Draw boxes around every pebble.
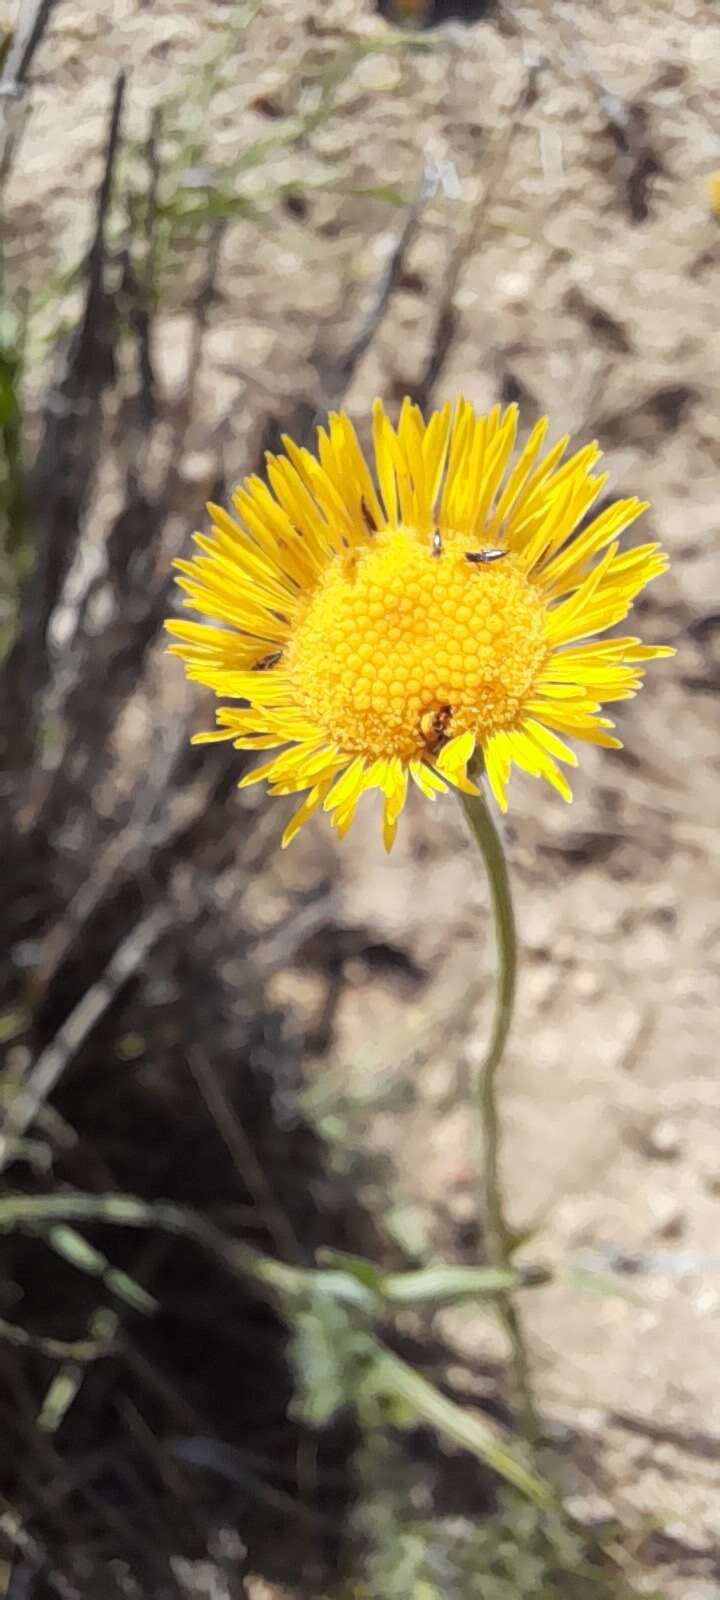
[637,1117,683,1160]
[649,1191,686,1240]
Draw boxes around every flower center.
[286,527,548,762]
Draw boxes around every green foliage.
[291,1293,378,1430]
[351,1447,655,1600]
[288,1291,551,1503]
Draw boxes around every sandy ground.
[6,0,720,1592]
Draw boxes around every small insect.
[465,548,508,565]
[254,650,282,671]
[419,704,452,755]
[431,529,443,557]
[360,498,377,535]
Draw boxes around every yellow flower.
[709,170,720,217]
[167,398,672,850]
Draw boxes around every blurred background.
[1,0,718,1596]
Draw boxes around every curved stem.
[459,783,540,1447]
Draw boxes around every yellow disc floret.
[286,527,548,763]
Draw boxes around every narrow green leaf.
[561,1263,644,1305]
[315,1247,385,1292]
[299,1270,378,1311]
[379,1263,521,1304]
[346,183,410,207]
[46,1225,156,1313]
[366,1344,556,1508]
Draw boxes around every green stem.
[459,781,540,1447]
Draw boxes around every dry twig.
[0,906,171,1169]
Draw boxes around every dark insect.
[419,704,452,755]
[361,499,377,534]
[377,0,495,26]
[254,651,282,670]
[431,529,443,557]
[465,548,508,565]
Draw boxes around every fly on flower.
[166,398,673,851]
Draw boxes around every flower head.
[709,170,720,217]
[167,398,672,849]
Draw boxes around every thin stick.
[0,1316,111,1362]
[412,60,545,411]
[0,0,57,183]
[0,906,170,1171]
[459,782,540,1447]
[324,162,436,405]
[185,1046,301,1263]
